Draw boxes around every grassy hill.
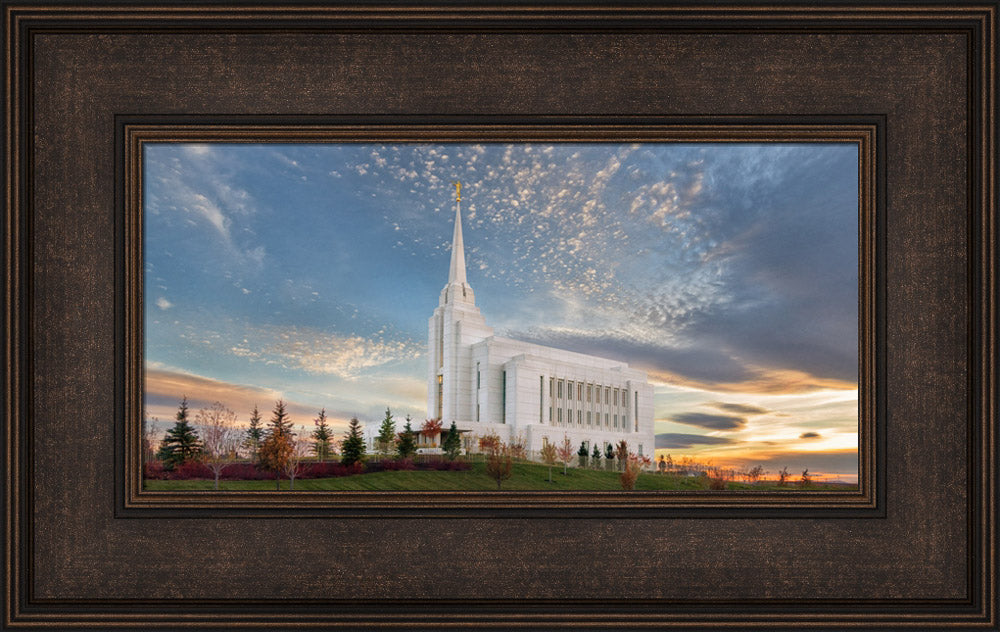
[144,460,857,492]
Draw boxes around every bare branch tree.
[197,402,240,490]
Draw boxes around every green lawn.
[144,460,858,492]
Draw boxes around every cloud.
[669,412,746,431]
[708,402,771,415]
[229,325,422,380]
[799,431,821,439]
[144,144,264,270]
[155,297,173,310]
[656,433,736,449]
[144,367,357,431]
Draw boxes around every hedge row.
[144,458,470,480]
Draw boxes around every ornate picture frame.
[3,3,995,629]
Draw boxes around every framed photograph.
[4,2,996,630]
[127,124,876,515]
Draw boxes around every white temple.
[417,183,655,459]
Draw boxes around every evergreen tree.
[340,417,366,466]
[243,404,264,463]
[311,408,332,461]
[156,396,203,468]
[375,407,396,455]
[267,399,294,439]
[442,421,461,460]
[396,418,417,460]
[577,441,589,468]
[591,443,602,468]
[604,442,615,471]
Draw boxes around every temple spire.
[448,181,467,285]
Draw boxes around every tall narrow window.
[635,391,639,431]
[606,386,611,403]
[577,383,583,400]
[437,374,443,419]
[568,381,574,401]
[501,370,507,424]
[577,410,582,425]
[587,411,592,425]
[587,385,592,402]
[595,386,601,405]
[539,376,544,423]
[476,362,481,389]
[558,380,563,399]
[476,402,480,422]
[605,413,609,427]
[558,408,563,423]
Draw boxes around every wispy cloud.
[229,325,422,380]
[656,433,736,449]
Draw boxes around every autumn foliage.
[619,452,651,491]
[484,440,513,490]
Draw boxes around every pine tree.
[375,407,396,455]
[243,404,264,463]
[311,408,332,461]
[577,441,589,468]
[267,399,294,439]
[156,396,203,468]
[396,418,417,460]
[591,443,602,468]
[442,421,461,460]
[340,417,366,466]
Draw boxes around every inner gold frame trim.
[119,119,881,518]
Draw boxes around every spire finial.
[447,182,467,286]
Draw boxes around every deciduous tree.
[620,452,651,491]
[615,440,629,471]
[141,412,159,464]
[540,440,558,483]
[421,418,443,447]
[258,431,293,490]
[484,441,513,490]
[285,433,310,490]
[555,435,574,475]
[198,401,240,490]
[777,466,790,486]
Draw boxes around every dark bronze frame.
[4,2,996,629]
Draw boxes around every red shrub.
[171,461,213,480]
[144,460,168,480]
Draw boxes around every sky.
[144,142,859,481]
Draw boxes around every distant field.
[144,461,859,492]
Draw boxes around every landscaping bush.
[708,477,727,490]
[144,456,469,482]
[302,461,364,478]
